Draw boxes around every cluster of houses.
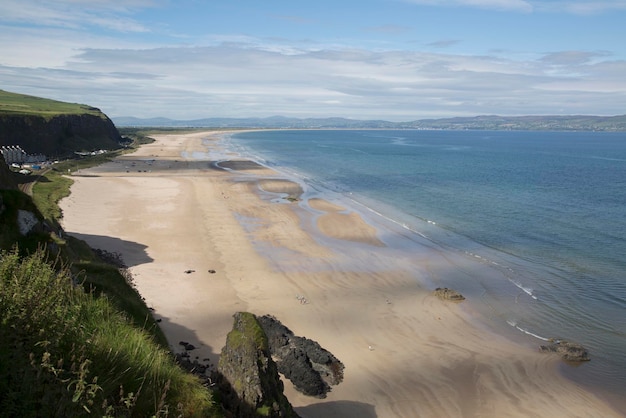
[1,146,46,165]
[1,146,48,174]
[2,146,109,175]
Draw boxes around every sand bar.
[59,131,623,417]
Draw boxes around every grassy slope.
[0,250,216,417]
[0,89,105,119]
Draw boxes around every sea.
[219,129,626,409]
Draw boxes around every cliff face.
[217,312,299,418]
[0,156,16,190]
[0,113,122,157]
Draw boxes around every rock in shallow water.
[540,339,590,362]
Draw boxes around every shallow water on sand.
[222,129,626,409]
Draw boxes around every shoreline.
[59,130,623,417]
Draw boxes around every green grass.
[0,250,219,417]
[225,312,269,352]
[0,89,104,119]
[66,236,169,348]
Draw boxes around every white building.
[1,146,27,164]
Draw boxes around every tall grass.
[0,250,219,417]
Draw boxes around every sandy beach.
[59,131,622,418]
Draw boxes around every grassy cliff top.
[0,89,105,119]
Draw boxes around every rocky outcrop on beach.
[540,339,591,362]
[257,314,345,398]
[433,287,466,301]
[217,312,299,418]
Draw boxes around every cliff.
[0,89,123,157]
[0,155,16,190]
[0,113,122,157]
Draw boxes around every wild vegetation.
[0,250,218,417]
[0,131,223,417]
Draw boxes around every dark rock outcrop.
[0,113,122,157]
[1,156,43,237]
[433,287,465,301]
[0,155,16,191]
[257,314,344,398]
[540,339,590,362]
[217,312,299,418]
[0,169,48,251]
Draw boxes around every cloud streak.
[0,0,153,32]
[1,0,624,119]
[2,41,623,120]
[402,0,626,13]
[402,0,534,12]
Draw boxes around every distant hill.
[0,90,123,157]
[114,115,402,129]
[114,114,626,131]
[414,114,626,131]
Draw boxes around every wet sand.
[59,130,622,417]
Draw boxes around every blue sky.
[1,0,625,120]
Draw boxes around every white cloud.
[403,0,533,12]
[427,39,462,48]
[402,0,626,13]
[2,41,623,120]
[1,0,624,119]
[364,24,413,34]
[0,0,154,32]
[540,51,612,67]
[534,1,626,14]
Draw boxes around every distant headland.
[114,114,626,131]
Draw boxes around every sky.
[0,0,625,121]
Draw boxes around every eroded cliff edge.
[0,112,122,157]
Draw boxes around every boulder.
[540,339,590,362]
[17,209,40,235]
[217,312,299,418]
[433,287,465,301]
[257,314,344,397]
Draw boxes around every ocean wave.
[510,279,538,300]
[507,320,550,341]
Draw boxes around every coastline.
[59,130,623,417]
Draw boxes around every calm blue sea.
[225,129,626,404]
